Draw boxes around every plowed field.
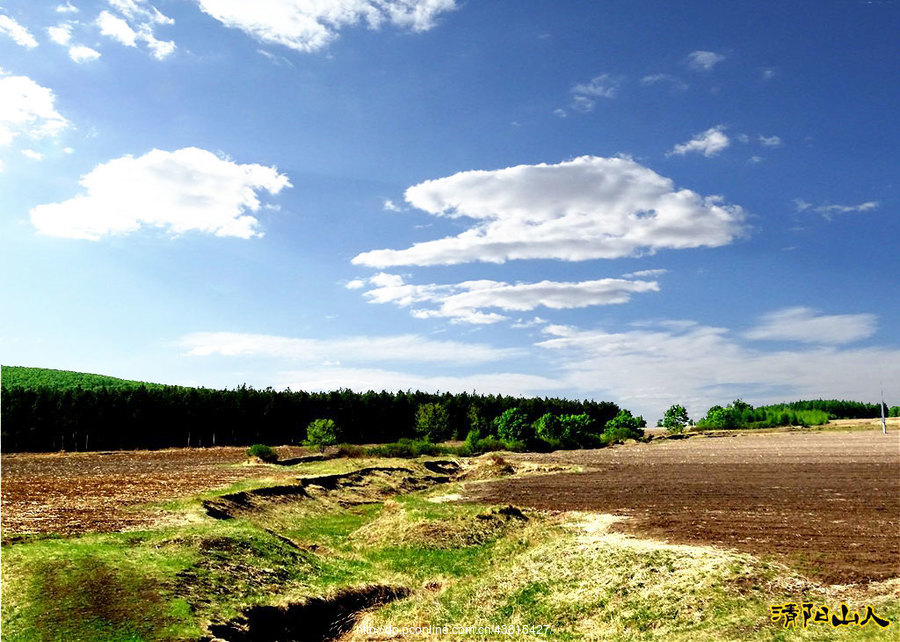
[467,430,900,584]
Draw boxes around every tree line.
[0,383,621,453]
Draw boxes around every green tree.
[559,413,595,443]
[661,404,690,435]
[305,418,339,452]
[493,407,532,442]
[603,409,645,440]
[416,403,451,441]
[533,413,563,441]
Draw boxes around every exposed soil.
[0,446,312,536]
[465,430,900,585]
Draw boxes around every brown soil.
[0,446,311,536]
[465,430,900,585]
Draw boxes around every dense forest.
[0,366,620,453]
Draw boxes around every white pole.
[882,383,887,435]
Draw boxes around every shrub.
[305,418,339,452]
[416,403,451,441]
[890,406,900,418]
[493,407,532,442]
[247,443,278,462]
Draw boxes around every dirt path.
[465,430,900,584]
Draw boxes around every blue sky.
[1,0,898,422]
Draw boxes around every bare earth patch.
[0,446,311,536]
[465,430,900,585]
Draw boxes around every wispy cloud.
[569,73,622,112]
[743,307,877,345]
[794,198,879,220]
[351,272,660,325]
[180,331,517,365]
[686,50,726,71]
[536,311,898,420]
[640,74,687,91]
[759,134,782,147]
[352,156,746,267]
[194,0,457,53]
[30,147,290,240]
[668,125,730,157]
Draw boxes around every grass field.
[2,429,898,640]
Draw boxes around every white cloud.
[759,134,782,147]
[29,147,290,240]
[0,14,38,48]
[553,108,567,118]
[96,1,175,59]
[352,156,746,267]
[383,199,403,212]
[686,50,726,71]
[194,0,457,53]
[669,125,730,157]
[640,74,687,91]
[794,199,879,220]
[572,73,620,98]
[0,70,70,147]
[568,73,621,112]
[277,366,563,397]
[743,307,877,345]
[21,149,43,160]
[353,272,660,325]
[97,10,137,45]
[57,2,80,13]
[536,314,900,421]
[69,45,101,62]
[48,23,73,45]
[621,268,667,278]
[180,331,516,365]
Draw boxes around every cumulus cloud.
[352,156,746,267]
[180,331,516,364]
[352,272,660,324]
[0,13,38,48]
[194,0,457,53]
[743,307,876,345]
[537,313,899,421]
[669,125,730,157]
[686,50,725,71]
[48,23,73,44]
[29,147,290,240]
[794,198,879,220]
[0,70,70,147]
[96,0,175,59]
[69,44,101,62]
